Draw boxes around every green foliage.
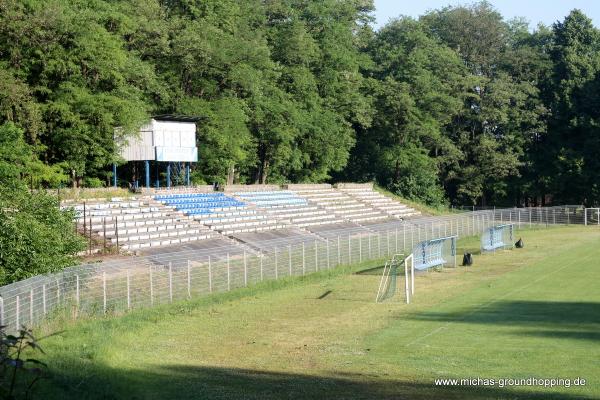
[0,326,46,400]
[0,0,598,206]
[0,189,85,284]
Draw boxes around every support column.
[145,160,150,189]
[186,164,191,186]
[166,163,171,188]
[112,163,117,187]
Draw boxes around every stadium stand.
[287,184,390,223]
[337,183,420,219]
[154,192,287,235]
[234,190,343,227]
[72,198,214,251]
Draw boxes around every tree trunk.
[227,164,235,186]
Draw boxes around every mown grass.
[32,226,600,399]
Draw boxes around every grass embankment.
[34,226,600,399]
[373,185,457,216]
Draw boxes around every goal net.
[481,224,514,252]
[375,254,404,303]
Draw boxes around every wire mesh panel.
[412,236,457,271]
[481,224,514,252]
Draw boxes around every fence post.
[103,272,107,314]
[314,240,318,271]
[288,245,292,276]
[187,260,191,298]
[127,269,131,309]
[149,267,154,305]
[75,274,80,311]
[302,242,306,275]
[15,295,19,330]
[368,234,371,259]
[337,236,341,265]
[208,256,212,293]
[29,289,34,324]
[103,217,107,253]
[359,235,362,262]
[42,284,46,315]
[275,247,279,279]
[227,253,231,291]
[395,228,398,253]
[260,255,264,281]
[243,251,248,287]
[529,209,532,228]
[88,217,92,255]
[348,234,351,264]
[386,231,390,256]
[168,262,173,302]
[326,239,330,269]
[379,234,382,258]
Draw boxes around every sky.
[373,0,600,29]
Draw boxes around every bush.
[0,189,85,284]
[82,177,104,188]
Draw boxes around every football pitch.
[38,226,599,399]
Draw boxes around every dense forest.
[1,0,599,207]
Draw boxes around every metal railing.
[0,205,592,332]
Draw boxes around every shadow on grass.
[38,363,594,400]
[410,300,600,342]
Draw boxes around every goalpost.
[375,253,404,303]
[376,236,457,304]
[481,224,514,252]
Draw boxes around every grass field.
[33,226,600,399]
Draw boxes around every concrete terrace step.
[109,227,207,243]
[100,222,209,237]
[121,233,213,250]
[89,216,195,231]
[222,223,288,235]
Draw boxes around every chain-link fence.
[0,205,591,332]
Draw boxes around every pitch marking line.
[405,252,595,347]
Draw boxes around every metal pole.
[29,289,33,324]
[187,260,191,299]
[314,240,318,271]
[260,255,264,281]
[288,245,292,276]
[103,272,107,314]
[348,234,351,264]
[244,251,248,287]
[112,163,117,187]
[168,262,173,302]
[103,217,107,253]
[42,284,46,315]
[275,247,278,279]
[359,235,362,262]
[76,275,80,309]
[337,236,341,265]
[227,253,231,291]
[150,267,154,305]
[208,256,212,292]
[127,270,131,309]
[145,160,150,188]
[15,295,19,330]
[0,297,3,327]
[302,242,306,275]
[326,239,330,269]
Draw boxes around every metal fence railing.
[0,205,593,333]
